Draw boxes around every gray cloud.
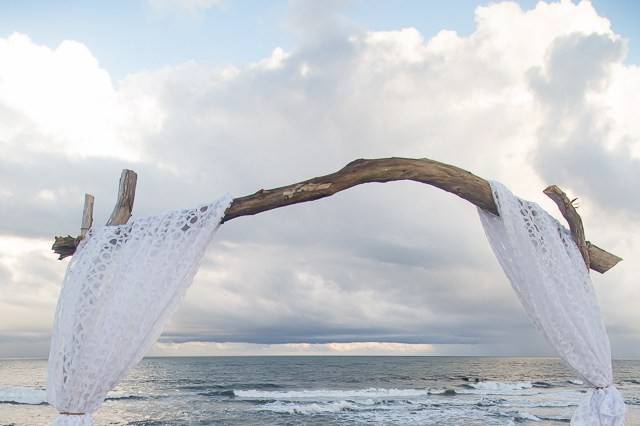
[528,33,626,110]
[163,231,536,350]
[1,1,639,359]
[0,333,51,358]
[529,32,640,217]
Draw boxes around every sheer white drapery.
[47,195,232,425]
[478,181,625,426]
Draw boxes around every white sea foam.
[259,400,377,414]
[0,387,47,405]
[235,387,431,399]
[466,381,533,391]
[518,411,541,421]
[504,389,583,408]
[497,410,541,421]
[258,399,540,425]
[458,381,536,395]
[257,398,471,415]
[569,379,585,385]
[0,387,144,405]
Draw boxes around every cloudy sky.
[1,0,639,359]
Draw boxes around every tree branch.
[51,157,622,273]
[544,185,590,269]
[223,158,496,221]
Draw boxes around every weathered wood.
[53,171,137,259]
[106,169,137,226]
[51,157,622,273]
[80,193,95,238]
[587,242,623,274]
[52,235,79,260]
[543,185,622,273]
[544,185,590,269]
[223,158,496,220]
[51,194,95,260]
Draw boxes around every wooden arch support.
[52,170,137,259]
[52,157,622,273]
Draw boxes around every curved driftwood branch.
[223,158,496,220]
[51,157,622,273]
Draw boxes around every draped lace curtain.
[47,180,626,425]
[478,181,625,426]
[47,195,232,425]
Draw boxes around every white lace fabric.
[52,414,92,426]
[478,181,625,425]
[47,195,232,425]
[46,181,626,425]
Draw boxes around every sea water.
[1,356,639,425]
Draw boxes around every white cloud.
[1,1,639,357]
[0,33,163,161]
[253,47,290,70]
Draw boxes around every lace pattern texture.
[46,181,626,425]
[478,181,625,425]
[52,415,92,426]
[47,195,232,425]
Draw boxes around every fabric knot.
[596,386,626,418]
[53,413,93,425]
[572,385,626,425]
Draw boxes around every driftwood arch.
[52,157,622,274]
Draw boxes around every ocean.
[1,356,639,425]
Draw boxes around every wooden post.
[80,194,95,238]
[106,169,137,226]
[52,170,138,259]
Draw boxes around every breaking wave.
[255,397,552,425]
[0,387,47,405]
[234,387,431,399]
[197,390,236,397]
[180,382,281,392]
[0,387,147,405]
[460,381,533,393]
[259,400,376,414]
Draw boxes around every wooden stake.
[80,193,95,238]
[52,170,137,259]
[106,169,137,226]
